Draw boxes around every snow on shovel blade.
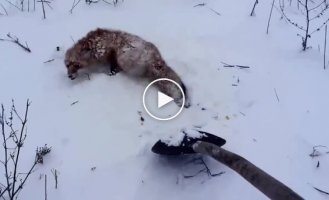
[152,131,226,155]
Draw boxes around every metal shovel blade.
[151,130,226,155]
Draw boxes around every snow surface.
[1,0,329,199]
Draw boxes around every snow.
[1,0,329,199]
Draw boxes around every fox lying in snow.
[64,28,189,107]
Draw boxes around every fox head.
[64,42,92,80]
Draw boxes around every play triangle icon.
[158,91,174,108]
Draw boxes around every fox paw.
[106,70,117,76]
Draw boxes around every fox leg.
[106,49,122,76]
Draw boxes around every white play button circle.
[157,91,174,108]
[143,78,185,121]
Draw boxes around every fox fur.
[64,28,189,107]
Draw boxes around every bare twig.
[70,35,75,44]
[310,145,328,157]
[0,33,31,53]
[250,0,259,16]
[184,157,225,178]
[221,63,235,67]
[274,88,280,102]
[193,3,206,7]
[303,0,310,51]
[236,65,250,69]
[207,7,221,16]
[1,100,51,200]
[324,25,327,69]
[70,0,82,13]
[1,105,12,199]
[4,0,20,10]
[312,185,329,195]
[101,0,113,5]
[309,0,326,11]
[44,1,53,10]
[43,59,54,63]
[37,0,46,19]
[267,0,275,34]
[10,100,31,197]
[221,61,250,69]
[0,3,8,15]
[310,3,329,20]
[280,0,329,50]
[51,169,58,189]
[44,174,47,200]
[279,1,306,31]
[70,101,79,106]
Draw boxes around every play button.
[158,91,174,108]
[143,78,185,121]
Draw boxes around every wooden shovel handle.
[193,141,303,200]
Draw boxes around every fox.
[64,28,189,107]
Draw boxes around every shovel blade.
[152,131,226,155]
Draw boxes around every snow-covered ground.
[1,0,329,199]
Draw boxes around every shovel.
[152,131,303,200]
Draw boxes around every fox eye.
[74,64,81,69]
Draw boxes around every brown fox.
[64,28,189,107]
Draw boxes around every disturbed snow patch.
[160,128,203,147]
